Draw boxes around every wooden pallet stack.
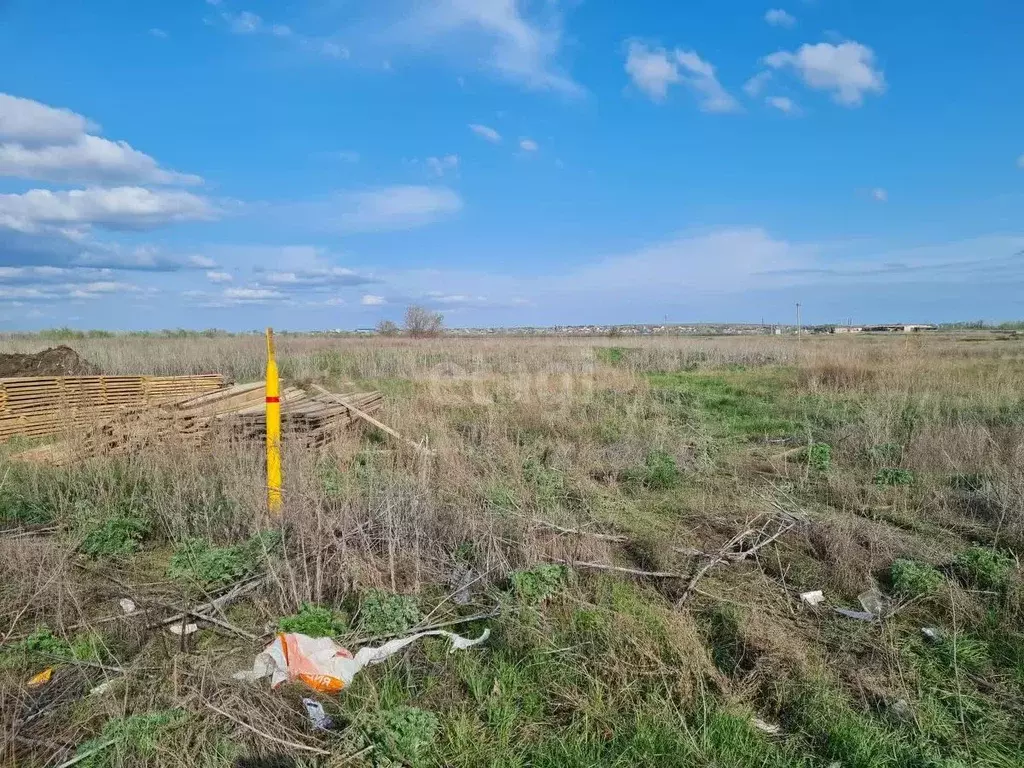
[13,382,385,464]
[0,374,224,441]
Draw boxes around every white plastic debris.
[234,629,490,693]
[169,622,199,636]
[799,590,825,607]
[752,717,781,735]
[302,698,333,731]
[921,627,942,643]
[835,588,892,622]
[119,598,137,614]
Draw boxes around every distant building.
[832,326,863,334]
[859,323,937,333]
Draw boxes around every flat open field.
[2,332,1023,766]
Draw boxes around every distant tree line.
[376,305,444,338]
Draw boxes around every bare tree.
[376,319,400,337]
[404,305,444,338]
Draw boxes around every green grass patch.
[510,564,567,603]
[167,530,279,589]
[890,559,945,597]
[952,547,1015,591]
[74,710,184,768]
[619,449,681,492]
[873,467,915,486]
[358,590,421,636]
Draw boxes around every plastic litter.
[27,667,52,688]
[835,588,892,622]
[921,627,942,643]
[119,598,137,614]
[234,628,490,693]
[752,717,781,735]
[302,698,333,731]
[169,622,199,636]
[799,590,825,606]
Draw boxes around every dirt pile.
[0,346,101,377]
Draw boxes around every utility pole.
[796,302,802,338]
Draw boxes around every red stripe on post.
[266,396,280,403]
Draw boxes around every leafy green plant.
[168,531,278,588]
[80,513,150,558]
[0,493,51,525]
[358,706,438,765]
[74,710,184,768]
[7,627,69,658]
[2,628,107,665]
[873,467,915,486]
[807,443,832,473]
[619,449,681,491]
[277,603,348,637]
[890,559,945,597]
[510,564,567,603]
[358,590,420,636]
[952,547,1015,591]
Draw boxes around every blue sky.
[0,0,1022,330]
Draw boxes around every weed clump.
[80,513,149,558]
[357,705,438,765]
[952,547,1015,591]
[358,590,420,636]
[510,564,567,603]
[873,467,915,486]
[277,603,348,637]
[168,530,279,588]
[807,443,832,473]
[0,492,51,525]
[619,449,681,491]
[890,559,945,597]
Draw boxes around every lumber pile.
[13,382,384,465]
[0,374,224,441]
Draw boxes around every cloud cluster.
[625,41,739,113]
[220,9,349,59]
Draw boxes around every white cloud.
[225,10,262,34]
[519,138,539,152]
[0,93,200,185]
[766,96,798,114]
[260,266,376,287]
[0,93,94,145]
[223,286,284,302]
[149,28,169,39]
[0,187,216,232]
[321,187,462,234]
[361,294,386,305]
[625,42,739,112]
[393,0,580,95]
[764,41,885,106]
[871,187,888,202]
[764,9,796,28]
[743,71,772,97]
[0,135,201,185]
[0,279,142,302]
[71,246,216,271]
[220,10,348,59]
[426,154,459,176]
[206,270,233,283]
[624,41,680,101]
[469,123,502,143]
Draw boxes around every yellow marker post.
[265,327,283,513]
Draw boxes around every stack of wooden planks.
[0,374,224,441]
[12,381,384,464]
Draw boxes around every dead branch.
[528,518,629,543]
[552,558,685,579]
[203,701,331,756]
[310,384,434,455]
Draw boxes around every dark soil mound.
[0,346,102,377]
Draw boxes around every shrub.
[358,590,421,636]
[510,564,567,603]
[807,443,832,473]
[359,706,438,765]
[873,468,915,486]
[277,603,348,637]
[890,559,945,597]
[952,547,1015,591]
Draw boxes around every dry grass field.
[1,331,1023,766]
